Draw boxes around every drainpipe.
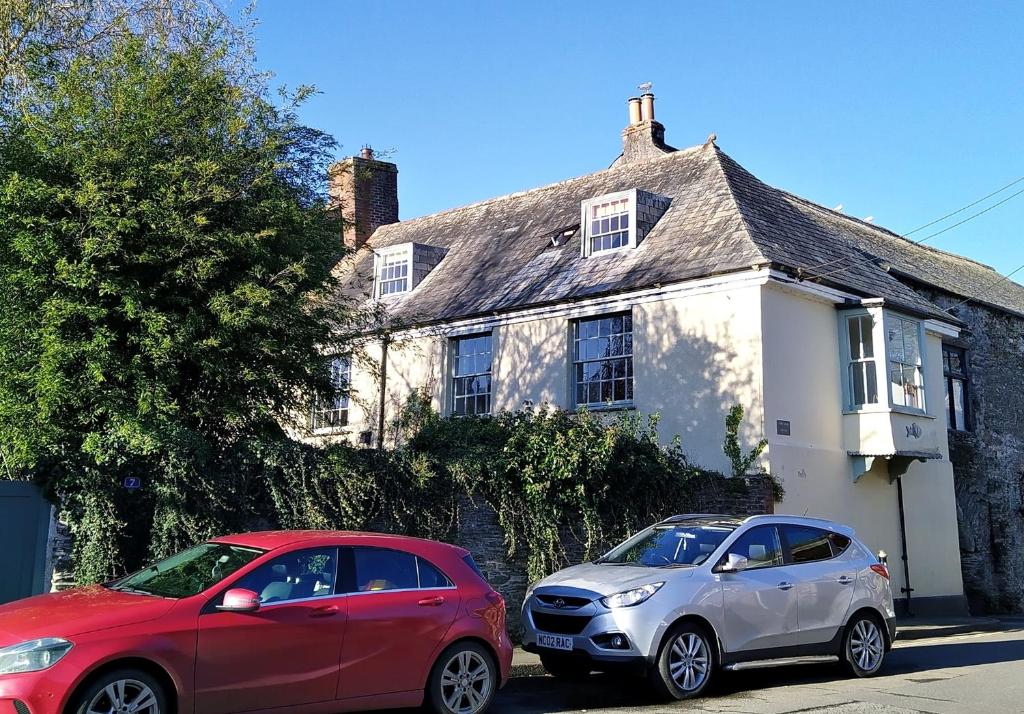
[376,336,389,450]
[896,475,914,616]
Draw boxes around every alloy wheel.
[668,632,710,692]
[86,678,160,714]
[849,619,884,672]
[440,650,492,714]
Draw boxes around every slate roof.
[336,141,1024,325]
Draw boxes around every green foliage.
[723,404,768,478]
[0,13,350,581]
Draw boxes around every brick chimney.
[328,146,399,250]
[615,90,675,166]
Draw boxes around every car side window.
[417,557,453,589]
[353,547,419,592]
[232,547,338,604]
[829,532,851,556]
[349,548,454,592]
[724,526,783,570]
[783,526,835,564]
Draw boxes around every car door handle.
[310,605,340,618]
[418,596,446,607]
[838,575,854,585]
[777,581,794,591]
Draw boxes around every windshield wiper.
[109,584,156,596]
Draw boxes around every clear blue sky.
[249,1,1024,278]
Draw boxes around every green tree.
[0,19,347,580]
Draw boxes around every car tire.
[427,641,497,714]
[69,668,168,714]
[539,652,592,679]
[843,613,886,677]
[647,622,714,700]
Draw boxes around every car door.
[337,546,460,701]
[781,525,858,646]
[194,547,346,714]
[717,525,801,652]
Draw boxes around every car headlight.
[600,583,664,609]
[0,638,73,675]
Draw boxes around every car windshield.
[597,524,735,567]
[108,543,264,598]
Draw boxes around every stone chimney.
[328,146,399,250]
[616,90,675,166]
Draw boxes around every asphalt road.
[491,627,1024,713]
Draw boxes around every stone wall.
[905,284,1024,613]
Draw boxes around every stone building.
[311,92,1024,615]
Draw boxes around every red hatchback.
[0,531,513,714]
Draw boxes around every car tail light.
[870,563,889,580]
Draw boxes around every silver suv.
[522,514,896,700]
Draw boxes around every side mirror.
[715,553,749,574]
[217,588,261,613]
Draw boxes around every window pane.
[353,548,418,591]
[851,363,866,406]
[891,361,906,406]
[902,320,920,364]
[235,548,338,604]
[783,526,833,564]
[887,323,904,362]
[417,558,452,589]
[829,533,851,555]
[866,361,878,403]
[952,379,966,431]
[848,318,862,360]
[725,526,782,570]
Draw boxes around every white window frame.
[375,248,411,297]
[450,332,492,416]
[580,189,637,257]
[838,308,928,415]
[844,314,879,408]
[885,313,926,412]
[572,311,634,409]
[311,355,350,431]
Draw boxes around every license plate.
[536,633,573,651]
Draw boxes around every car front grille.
[531,610,592,635]
[534,593,592,610]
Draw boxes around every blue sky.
[250,1,1024,279]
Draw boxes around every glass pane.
[726,526,783,570]
[890,361,906,406]
[848,318,862,360]
[851,363,866,406]
[952,379,966,430]
[866,361,878,403]
[613,379,624,402]
[417,558,452,589]
[887,323,904,362]
[601,381,613,403]
[353,548,418,591]
[783,526,833,563]
[902,320,920,364]
[236,548,338,603]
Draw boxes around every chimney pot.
[360,146,375,160]
[640,93,655,122]
[627,97,642,126]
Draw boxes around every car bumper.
[520,592,661,669]
[885,615,897,648]
[0,669,68,714]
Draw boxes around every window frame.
[217,546,342,610]
[718,525,785,571]
[779,525,845,566]
[375,248,411,297]
[942,344,971,432]
[885,313,926,413]
[449,332,493,417]
[311,355,351,432]
[580,190,637,258]
[844,314,879,409]
[571,311,634,410]
[343,546,457,596]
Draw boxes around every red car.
[0,531,512,714]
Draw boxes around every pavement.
[498,618,1024,713]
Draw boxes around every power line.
[801,174,1024,281]
[942,261,1024,314]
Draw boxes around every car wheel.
[70,668,167,714]
[539,652,592,679]
[427,641,497,714]
[844,614,886,677]
[647,623,714,700]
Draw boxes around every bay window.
[887,315,924,410]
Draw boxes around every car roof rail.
[660,513,739,524]
[741,513,856,535]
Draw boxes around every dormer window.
[373,242,448,299]
[588,197,630,253]
[378,250,410,296]
[580,188,669,258]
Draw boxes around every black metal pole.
[896,475,914,616]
